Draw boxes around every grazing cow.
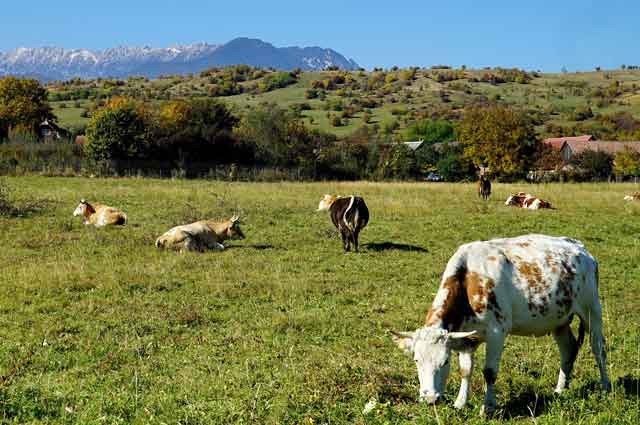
[505,192,553,210]
[478,175,491,201]
[73,199,127,227]
[317,194,369,252]
[623,192,640,201]
[392,234,610,414]
[155,215,245,252]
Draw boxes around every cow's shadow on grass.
[616,375,640,398]
[362,242,428,253]
[227,244,278,251]
[501,388,552,419]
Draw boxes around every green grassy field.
[1,177,639,424]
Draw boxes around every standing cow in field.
[478,175,491,201]
[317,194,369,252]
[391,234,610,414]
[73,199,128,227]
[155,215,245,252]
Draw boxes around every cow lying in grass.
[155,215,245,252]
[505,192,553,209]
[317,194,369,252]
[73,199,127,227]
[392,234,610,414]
[623,192,640,201]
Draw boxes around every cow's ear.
[390,330,415,354]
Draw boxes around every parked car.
[425,172,443,182]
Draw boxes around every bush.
[85,98,154,162]
[571,150,613,180]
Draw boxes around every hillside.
[47,66,640,139]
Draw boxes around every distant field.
[49,68,640,137]
[1,177,639,424]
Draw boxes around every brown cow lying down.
[624,192,640,201]
[155,215,245,252]
[505,192,553,210]
[392,234,610,414]
[73,199,127,227]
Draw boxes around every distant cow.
[478,175,491,200]
[505,192,553,210]
[623,192,640,201]
[392,234,610,414]
[317,194,369,252]
[73,199,127,227]
[155,215,245,252]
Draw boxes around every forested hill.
[48,65,640,141]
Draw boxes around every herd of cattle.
[70,182,633,415]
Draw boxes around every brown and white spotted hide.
[478,176,491,201]
[623,192,640,201]
[392,234,610,414]
[73,199,127,227]
[505,192,553,210]
[317,194,369,252]
[155,215,245,253]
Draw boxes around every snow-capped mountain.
[0,38,360,81]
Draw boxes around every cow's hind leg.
[340,229,350,252]
[352,228,360,252]
[553,322,579,393]
[454,350,475,409]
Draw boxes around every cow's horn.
[449,330,477,339]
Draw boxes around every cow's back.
[329,196,369,230]
[440,234,597,336]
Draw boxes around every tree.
[458,106,537,178]
[571,150,613,180]
[613,148,640,178]
[0,77,55,139]
[85,97,153,161]
[404,119,456,144]
[156,98,239,162]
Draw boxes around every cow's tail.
[576,316,586,351]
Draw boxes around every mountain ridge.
[0,37,360,80]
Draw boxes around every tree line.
[2,76,639,180]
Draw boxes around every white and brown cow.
[623,192,640,201]
[505,192,553,210]
[155,215,245,252]
[392,234,610,414]
[317,194,369,252]
[73,199,127,227]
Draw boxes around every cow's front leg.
[482,332,505,415]
[454,350,475,409]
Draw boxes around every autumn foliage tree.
[85,97,154,161]
[458,106,537,178]
[0,77,55,139]
[613,148,640,178]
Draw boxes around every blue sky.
[1,0,637,71]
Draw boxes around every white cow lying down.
[155,215,245,252]
[392,234,610,414]
[73,199,127,227]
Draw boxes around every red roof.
[543,135,594,150]
[564,140,640,155]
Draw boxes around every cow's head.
[505,192,525,206]
[392,327,477,404]
[73,199,94,217]
[317,194,337,211]
[225,215,245,240]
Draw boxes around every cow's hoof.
[480,405,497,418]
[453,399,467,409]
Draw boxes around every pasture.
[0,177,639,424]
